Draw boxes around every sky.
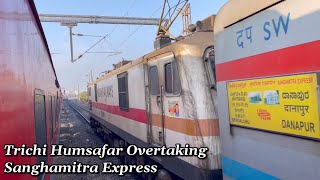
[34,0,228,92]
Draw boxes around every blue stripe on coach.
[221,155,280,180]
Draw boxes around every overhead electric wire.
[72,33,104,38]
[119,0,187,48]
[102,4,163,61]
[74,0,137,61]
[99,0,139,49]
[162,0,186,27]
[73,34,109,61]
[118,5,163,48]
[76,1,162,63]
[109,0,137,35]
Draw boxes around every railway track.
[70,101,90,112]
[65,99,177,180]
[67,100,90,123]
[59,99,138,180]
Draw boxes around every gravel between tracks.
[55,100,138,180]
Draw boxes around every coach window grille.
[88,87,91,96]
[118,72,129,111]
[94,84,98,102]
[165,63,173,93]
[34,89,48,179]
[56,97,58,125]
[48,96,53,143]
[149,66,160,95]
[204,47,216,90]
[165,61,181,95]
[52,97,56,131]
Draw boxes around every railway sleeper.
[89,118,175,180]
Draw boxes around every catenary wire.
[74,0,137,61]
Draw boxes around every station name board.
[227,73,320,139]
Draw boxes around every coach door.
[145,52,175,145]
[204,47,218,115]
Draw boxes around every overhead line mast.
[39,14,161,63]
[39,14,160,26]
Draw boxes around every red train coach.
[0,0,62,179]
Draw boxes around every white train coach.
[87,16,221,179]
[215,0,320,179]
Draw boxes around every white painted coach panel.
[215,0,320,179]
[215,0,320,64]
[127,64,146,109]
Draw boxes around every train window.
[48,96,53,143]
[56,96,59,123]
[204,47,216,90]
[149,66,160,95]
[34,89,48,165]
[165,61,181,95]
[88,87,91,96]
[52,97,56,131]
[94,84,98,102]
[165,63,173,93]
[211,60,216,85]
[118,72,129,111]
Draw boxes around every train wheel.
[119,152,126,162]
[124,156,130,164]
[145,173,155,180]
[130,156,137,164]
[136,155,145,166]
[113,138,119,148]
[109,135,114,146]
[95,127,100,134]
[99,130,104,137]
[89,117,94,127]
[103,134,108,142]
[155,169,172,180]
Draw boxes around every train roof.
[214,0,282,34]
[89,15,215,86]
[29,0,59,83]
[87,32,210,86]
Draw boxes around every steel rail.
[67,100,90,123]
